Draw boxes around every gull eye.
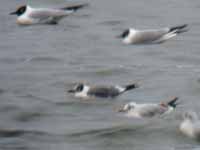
[16,6,26,16]
[121,29,130,38]
[76,84,84,92]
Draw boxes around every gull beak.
[10,11,17,15]
[68,89,75,93]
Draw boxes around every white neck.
[75,85,90,98]
[21,5,33,16]
[123,28,137,44]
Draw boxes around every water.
[1,0,200,149]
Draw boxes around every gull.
[10,3,88,25]
[179,111,200,140]
[68,82,139,99]
[118,24,188,44]
[117,97,179,118]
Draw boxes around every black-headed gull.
[10,4,88,25]
[118,24,188,44]
[68,82,139,99]
[117,97,179,118]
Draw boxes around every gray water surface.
[1,0,200,149]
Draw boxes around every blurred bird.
[10,4,88,25]
[179,111,200,140]
[68,82,139,99]
[118,24,188,44]
[117,96,179,118]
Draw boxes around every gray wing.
[87,86,120,98]
[29,8,72,24]
[30,8,72,18]
[138,105,167,117]
[134,28,169,43]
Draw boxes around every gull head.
[117,29,130,38]
[68,83,84,93]
[10,5,27,16]
[183,111,199,122]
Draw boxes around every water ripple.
[14,111,44,122]
[0,129,49,138]
[68,124,146,138]
[97,20,123,26]
[28,56,63,63]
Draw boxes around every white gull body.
[179,111,200,140]
[117,97,179,118]
[119,25,188,44]
[68,83,139,99]
[10,4,87,25]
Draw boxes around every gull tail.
[124,83,139,92]
[169,24,188,34]
[61,3,88,11]
[156,24,188,43]
[167,96,179,108]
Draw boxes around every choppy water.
[1,0,200,149]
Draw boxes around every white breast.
[126,111,142,118]
[17,6,35,25]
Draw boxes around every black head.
[68,83,84,93]
[10,5,27,16]
[118,103,134,112]
[118,29,130,38]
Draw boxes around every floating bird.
[68,82,139,99]
[10,4,88,25]
[118,24,188,44]
[117,96,179,118]
[179,111,200,140]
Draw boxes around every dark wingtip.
[179,24,188,28]
[169,24,189,33]
[125,83,139,91]
[62,3,89,11]
[167,96,179,108]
